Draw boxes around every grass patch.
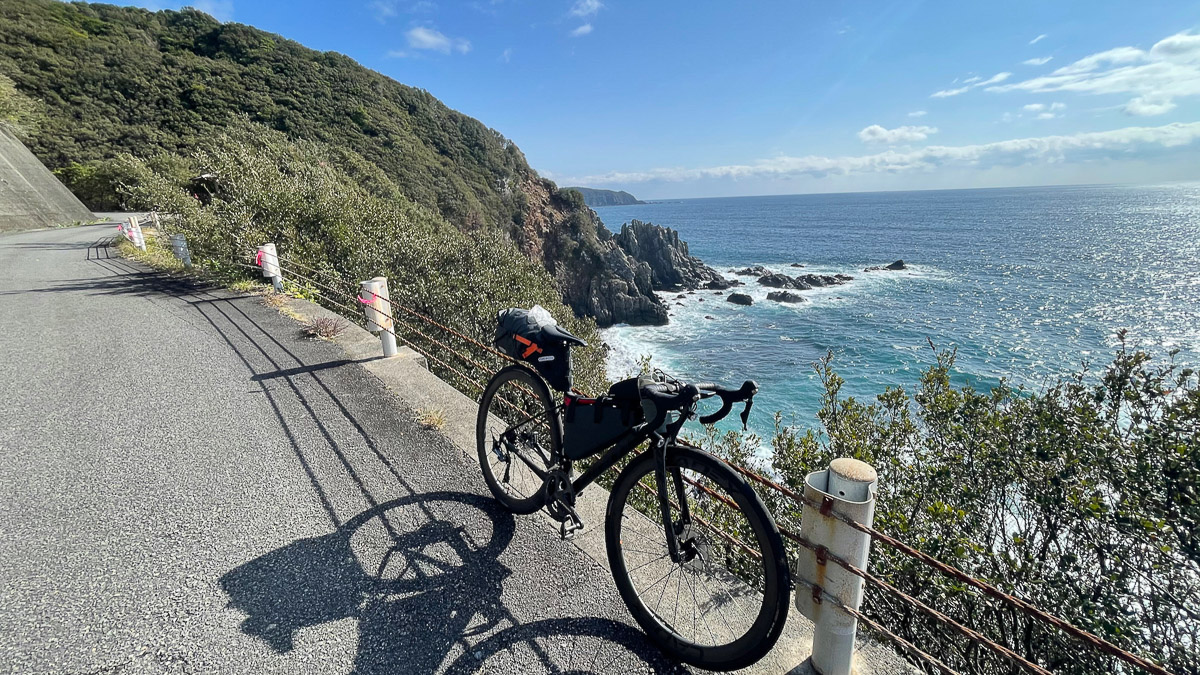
[116,237,184,272]
[300,315,348,340]
[230,279,272,294]
[417,408,447,431]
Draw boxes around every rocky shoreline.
[596,217,909,325]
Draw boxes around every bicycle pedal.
[559,515,584,541]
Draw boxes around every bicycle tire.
[605,444,789,671]
[476,365,562,515]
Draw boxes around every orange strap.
[514,334,542,359]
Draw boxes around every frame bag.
[562,395,642,460]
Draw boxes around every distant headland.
[564,187,645,207]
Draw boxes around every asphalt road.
[0,224,686,674]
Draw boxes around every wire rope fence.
[128,222,1182,675]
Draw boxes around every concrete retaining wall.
[0,127,94,232]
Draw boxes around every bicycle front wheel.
[476,365,562,515]
[605,445,789,671]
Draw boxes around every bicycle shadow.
[220,492,681,674]
[82,256,682,673]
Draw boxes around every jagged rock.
[687,290,696,295]
[676,294,686,299]
[704,315,715,320]
[705,278,734,290]
[864,259,907,272]
[835,274,854,281]
[796,273,848,288]
[714,291,724,295]
[727,293,753,306]
[758,273,796,288]
[767,291,807,303]
[697,298,704,302]
[614,220,729,291]
[733,265,768,276]
[789,263,805,268]
[564,242,667,327]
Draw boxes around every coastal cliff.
[614,220,733,291]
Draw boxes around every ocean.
[596,184,1200,437]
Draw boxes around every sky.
[126,1,1200,199]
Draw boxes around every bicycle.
[475,312,791,672]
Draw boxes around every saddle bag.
[562,395,643,461]
[495,307,572,391]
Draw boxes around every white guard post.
[795,458,878,675]
[169,234,193,268]
[359,277,397,357]
[257,243,283,292]
[129,217,146,251]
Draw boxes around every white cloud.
[1023,56,1053,66]
[990,31,1200,116]
[1030,34,1048,45]
[570,23,593,37]
[908,110,928,118]
[405,26,470,54]
[569,122,1200,185]
[369,0,434,21]
[192,0,233,21]
[932,86,970,98]
[1021,102,1066,118]
[501,48,513,63]
[931,72,1009,97]
[569,0,602,17]
[858,124,938,144]
[1125,95,1177,116]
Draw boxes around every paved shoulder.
[0,225,683,674]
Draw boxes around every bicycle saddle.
[543,323,587,348]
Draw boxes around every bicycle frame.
[502,405,694,563]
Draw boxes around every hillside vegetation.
[0,0,666,326]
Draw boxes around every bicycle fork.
[652,439,693,564]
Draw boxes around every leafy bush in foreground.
[698,339,1198,674]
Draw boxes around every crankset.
[544,470,584,540]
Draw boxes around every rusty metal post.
[795,458,878,675]
[359,277,397,357]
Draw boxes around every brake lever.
[739,396,754,431]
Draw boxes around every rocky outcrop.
[767,291,806,303]
[865,260,907,271]
[732,265,768,276]
[519,179,667,327]
[757,272,851,290]
[758,273,795,288]
[614,220,732,291]
[727,293,753,306]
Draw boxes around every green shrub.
[117,123,608,397]
[694,339,1197,675]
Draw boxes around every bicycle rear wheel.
[476,365,562,514]
[605,444,789,671]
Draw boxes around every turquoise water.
[597,184,1200,436]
